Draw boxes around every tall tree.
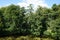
[3,4,25,35]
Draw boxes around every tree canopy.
[0,4,60,40]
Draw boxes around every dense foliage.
[0,4,60,40]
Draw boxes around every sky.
[0,0,60,9]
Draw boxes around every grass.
[0,36,54,40]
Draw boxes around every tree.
[0,9,6,36]
[27,4,34,14]
[3,4,25,35]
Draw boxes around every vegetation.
[0,4,60,40]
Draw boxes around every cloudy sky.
[0,0,60,8]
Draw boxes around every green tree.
[3,4,25,35]
[0,9,6,36]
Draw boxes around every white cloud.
[17,0,49,9]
